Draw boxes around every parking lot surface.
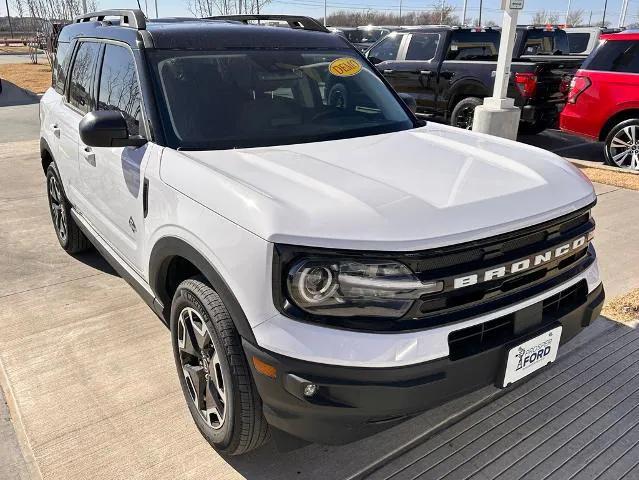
[0,127,638,478]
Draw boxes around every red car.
[560,31,639,170]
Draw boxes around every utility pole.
[462,0,468,25]
[5,0,13,38]
[155,0,158,17]
[440,0,444,23]
[82,0,87,14]
[478,0,483,26]
[602,0,608,27]
[323,0,327,26]
[619,0,628,27]
[399,0,402,25]
[588,10,592,25]
[565,0,571,25]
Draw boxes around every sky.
[2,0,637,27]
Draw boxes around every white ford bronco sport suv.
[40,10,604,455]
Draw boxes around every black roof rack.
[206,15,328,33]
[74,9,147,30]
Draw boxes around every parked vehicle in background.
[365,26,581,133]
[560,31,639,170]
[329,25,393,51]
[565,27,623,56]
[42,10,604,456]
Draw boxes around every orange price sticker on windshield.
[329,57,362,77]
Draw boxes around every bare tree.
[326,9,459,27]
[566,8,585,26]
[186,0,270,16]
[532,10,559,25]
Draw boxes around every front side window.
[583,40,639,73]
[405,33,439,61]
[150,49,414,150]
[367,34,404,62]
[68,41,101,114]
[53,41,71,94]
[447,31,500,61]
[97,44,142,136]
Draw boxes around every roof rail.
[206,14,328,33]
[74,9,147,30]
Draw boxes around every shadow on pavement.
[0,80,39,107]
[73,249,119,277]
[519,129,605,163]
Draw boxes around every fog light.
[303,383,318,397]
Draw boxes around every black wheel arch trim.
[149,237,257,343]
[40,137,54,172]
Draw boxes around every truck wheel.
[604,118,639,170]
[451,97,482,130]
[170,277,269,455]
[45,163,91,253]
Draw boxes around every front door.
[78,42,149,274]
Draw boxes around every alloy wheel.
[48,175,68,243]
[455,105,475,130]
[609,125,639,170]
[177,307,227,429]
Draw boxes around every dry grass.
[576,166,639,191]
[0,45,31,54]
[0,62,51,94]
[602,289,639,323]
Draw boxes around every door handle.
[51,123,60,138]
[82,146,95,165]
[382,69,394,74]
[419,70,433,76]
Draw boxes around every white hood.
[160,123,595,251]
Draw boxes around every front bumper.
[244,282,604,445]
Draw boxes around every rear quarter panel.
[561,70,639,139]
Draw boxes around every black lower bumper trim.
[244,282,604,445]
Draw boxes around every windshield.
[343,29,387,44]
[150,49,414,150]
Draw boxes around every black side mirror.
[79,110,147,148]
[398,93,417,114]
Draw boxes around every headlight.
[286,258,443,319]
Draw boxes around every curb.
[567,157,639,175]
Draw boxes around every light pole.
[5,0,13,37]
[478,0,483,26]
[565,0,571,25]
[324,0,327,26]
[399,0,402,25]
[155,0,158,17]
[619,0,629,27]
[462,0,468,25]
[602,0,608,27]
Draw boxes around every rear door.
[58,40,102,210]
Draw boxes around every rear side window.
[583,40,639,73]
[521,30,569,55]
[97,44,142,136]
[68,41,101,114]
[568,33,591,54]
[367,34,403,62]
[405,34,439,61]
[52,42,71,94]
[447,31,500,60]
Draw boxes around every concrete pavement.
[0,82,39,143]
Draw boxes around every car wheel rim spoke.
[48,177,67,241]
[178,306,226,429]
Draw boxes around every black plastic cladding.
[273,202,597,333]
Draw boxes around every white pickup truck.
[40,10,604,455]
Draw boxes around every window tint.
[68,42,100,114]
[405,34,439,61]
[447,31,500,60]
[53,41,71,94]
[521,30,569,55]
[98,44,142,136]
[583,40,639,73]
[367,34,403,62]
[568,32,591,54]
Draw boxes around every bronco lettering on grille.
[453,235,588,290]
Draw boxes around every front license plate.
[502,326,562,387]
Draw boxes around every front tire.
[604,118,639,170]
[170,277,268,455]
[450,97,482,130]
[46,163,91,253]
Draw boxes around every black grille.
[448,280,588,360]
